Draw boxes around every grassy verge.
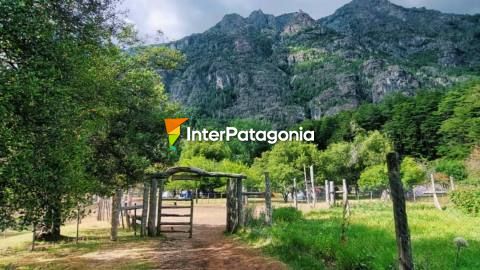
[237,202,480,270]
[0,219,159,270]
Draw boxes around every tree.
[251,141,320,201]
[383,91,444,159]
[400,157,425,188]
[316,130,392,185]
[0,0,184,240]
[358,164,389,191]
[438,82,480,159]
[0,0,123,238]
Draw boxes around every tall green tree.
[437,82,480,158]
[0,0,123,238]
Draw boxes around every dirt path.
[80,204,286,269]
[151,204,286,270]
[1,203,286,269]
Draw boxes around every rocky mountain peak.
[350,0,391,7]
[214,13,246,33]
[164,2,480,127]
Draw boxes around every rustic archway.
[145,166,247,237]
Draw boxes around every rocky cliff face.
[162,0,480,127]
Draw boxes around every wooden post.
[141,180,149,236]
[325,180,330,205]
[120,204,125,229]
[310,165,316,207]
[133,203,137,236]
[189,196,194,238]
[329,181,335,206]
[430,174,442,210]
[293,178,298,210]
[111,189,122,241]
[264,172,272,226]
[303,165,310,204]
[31,223,35,251]
[342,179,348,205]
[124,202,130,230]
[76,206,80,244]
[387,152,414,270]
[449,176,455,191]
[97,198,102,221]
[236,178,244,228]
[148,177,158,236]
[342,179,350,217]
[226,178,238,233]
[156,178,165,236]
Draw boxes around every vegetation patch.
[238,204,480,270]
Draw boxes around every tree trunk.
[37,200,62,241]
[111,189,122,241]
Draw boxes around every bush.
[272,207,303,223]
[450,188,480,215]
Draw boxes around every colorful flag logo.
[164,118,189,150]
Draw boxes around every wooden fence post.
[76,206,80,244]
[310,165,316,207]
[156,178,165,236]
[141,180,149,236]
[325,180,330,205]
[124,202,130,230]
[293,178,298,210]
[329,181,335,206]
[342,179,348,204]
[148,177,158,236]
[387,152,414,270]
[133,203,137,236]
[303,165,310,204]
[226,178,238,233]
[264,172,272,226]
[450,176,455,191]
[31,223,36,251]
[236,178,244,228]
[430,174,442,210]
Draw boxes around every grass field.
[238,202,480,270]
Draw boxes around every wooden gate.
[145,167,247,237]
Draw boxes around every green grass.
[0,223,159,270]
[238,202,480,270]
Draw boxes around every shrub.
[450,188,480,215]
[272,207,303,223]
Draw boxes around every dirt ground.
[150,204,286,269]
[1,203,286,270]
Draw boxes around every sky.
[119,0,480,42]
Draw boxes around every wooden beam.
[170,174,202,181]
[148,166,246,179]
[242,191,265,196]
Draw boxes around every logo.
[164,118,189,150]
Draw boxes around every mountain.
[161,0,480,127]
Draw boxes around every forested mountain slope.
[161,0,480,127]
